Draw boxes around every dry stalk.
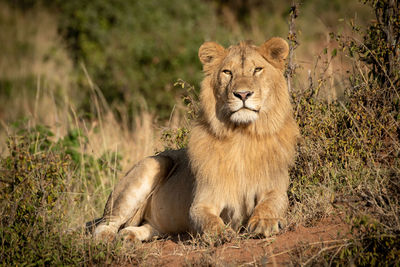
[286,0,299,92]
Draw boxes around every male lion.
[93,37,299,242]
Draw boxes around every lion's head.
[198,38,292,137]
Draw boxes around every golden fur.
[93,37,299,242]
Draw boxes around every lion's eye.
[222,69,232,75]
[254,67,263,74]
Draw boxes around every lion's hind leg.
[93,155,173,242]
[118,222,159,243]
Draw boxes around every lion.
[92,37,299,242]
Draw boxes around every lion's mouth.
[232,106,260,114]
[229,106,260,124]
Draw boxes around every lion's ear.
[198,42,225,68]
[259,37,289,70]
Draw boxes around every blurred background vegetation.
[0,0,371,122]
[1,0,399,265]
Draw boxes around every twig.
[301,243,349,266]
[286,0,299,92]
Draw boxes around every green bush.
[0,123,126,265]
[332,216,400,266]
[0,129,70,265]
[46,0,230,119]
[288,0,400,264]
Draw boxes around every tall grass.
[1,0,399,265]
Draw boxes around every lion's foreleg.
[93,156,173,241]
[190,204,225,234]
[247,190,288,237]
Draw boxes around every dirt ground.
[122,216,349,266]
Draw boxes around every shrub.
[288,0,400,264]
[0,124,126,265]
[0,129,71,264]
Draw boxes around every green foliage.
[288,0,400,264]
[0,131,70,265]
[0,124,126,265]
[361,0,399,87]
[0,0,398,265]
[44,0,225,119]
[0,136,69,225]
[327,216,400,266]
[160,79,198,150]
[334,0,399,88]
[290,0,399,201]
[161,127,190,150]
[9,120,122,174]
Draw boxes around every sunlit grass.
[0,0,398,265]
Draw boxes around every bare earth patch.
[123,216,349,266]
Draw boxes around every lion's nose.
[233,91,254,101]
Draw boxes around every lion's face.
[199,38,290,127]
[217,46,272,124]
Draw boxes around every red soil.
[128,216,349,266]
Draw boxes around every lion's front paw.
[201,226,236,246]
[247,216,281,237]
[202,220,225,236]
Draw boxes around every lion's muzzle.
[233,91,254,101]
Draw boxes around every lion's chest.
[190,135,276,229]
[195,134,274,185]
[218,181,261,229]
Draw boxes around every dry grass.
[0,3,165,230]
[1,1,399,265]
